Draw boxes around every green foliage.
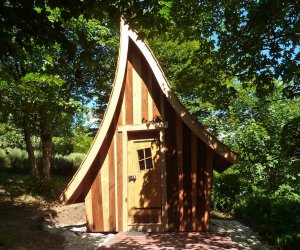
[212,169,245,212]
[0,171,70,201]
[52,153,85,176]
[71,134,93,154]
[126,0,300,98]
[207,84,300,248]
[53,125,94,155]
[235,188,300,249]
[52,137,73,155]
[0,148,85,176]
[280,117,300,157]
[0,123,24,149]
[149,32,236,108]
[0,2,299,247]
[0,148,29,173]
[0,8,117,181]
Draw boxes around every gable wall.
[84,40,213,232]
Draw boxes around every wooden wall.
[84,39,215,232]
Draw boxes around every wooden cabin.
[60,20,237,233]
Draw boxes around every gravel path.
[45,203,272,250]
[210,219,271,250]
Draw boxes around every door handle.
[128,175,136,182]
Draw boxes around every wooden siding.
[83,37,226,232]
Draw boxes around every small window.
[137,148,153,170]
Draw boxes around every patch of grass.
[0,171,71,202]
[0,148,85,176]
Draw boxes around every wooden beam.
[118,122,168,132]
[60,20,129,204]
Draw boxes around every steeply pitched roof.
[60,20,237,205]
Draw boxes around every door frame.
[119,125,168,232]
[127,137,162,227]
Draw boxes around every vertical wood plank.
[176,116,184,231]
[204,146,213,231]
[117,131,123,231]
[132,50,142,124]
[191,133,198,231]
[101,151,109,231]
[122,131,128,231]
[152,79,160,119]
[85,189,93,232]
[159,95,168,231]
[125,58,133,124]
[141,60,148,123]
[84,162,94,232]
[118,85,126,231]
[147,68,153,121]
[182,123,192,230]
[108,129,116,231]
[91,155,104,231]
[196,139,206,231]
[113,132,118,232]
[164,99,179,231]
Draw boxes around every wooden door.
[127,137,162,225]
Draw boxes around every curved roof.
[60,20,237,204]
[126,26,237,164]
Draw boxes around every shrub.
[212,169,249,212]
[0,149,10,169]
[72,134,93,153]
[65,153,86,168]
[234,188,300,249]
[52,153,85,176]
[0,148,85,176]
[0,148,29,173]
[52,137,73,155]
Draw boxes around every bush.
[0,148,29,173]
[52,153,85,176]
[72,134,93,153]
[0,148,85,176]
[53,137,73,155]
[212,169,249,213]
[234,188,300,249]
[213,168,300,249]
[0,149,10,169]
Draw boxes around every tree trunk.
[41,131,53,182]
[23,123,39,179]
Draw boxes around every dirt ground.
[0,183,115,250]
[0,189,64,249]
[0,182,271,250]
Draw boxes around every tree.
[127,0,300,99]
[148,31,236,109]
[1,0,299,98]
[0,10,117,181]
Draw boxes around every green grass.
[0,171,71,202]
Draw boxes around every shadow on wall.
[128,137,162,231]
